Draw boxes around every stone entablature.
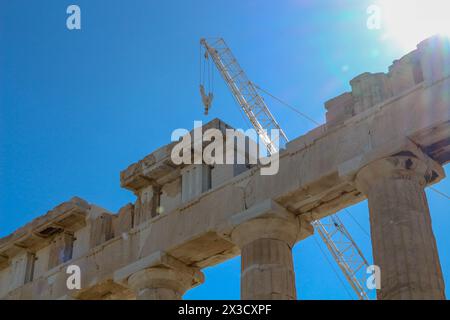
[0,197,115,297]
[0,119,255,299]
[325,36,450,127]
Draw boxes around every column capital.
[230,200,300,248]
[115,251,204,299]
[127,266,204,299]
[355,153,444,195]
[229,200,300,300]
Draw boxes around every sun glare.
[376,0,450,51]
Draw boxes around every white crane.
[199,37,371,300]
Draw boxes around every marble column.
[356,155,445,300]
[231,212,300,300]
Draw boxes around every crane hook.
[200,84,213,115]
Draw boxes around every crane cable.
[254,84,450,206]
[200,44,250,129]
[254,84,321,126]
[344,209,371,239]
[200,44,213,94]
[342,185,450,240]
[430,186,450,201]
[312,235,355,300]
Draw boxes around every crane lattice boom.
[200,37,372,300]
[200,38,288,155]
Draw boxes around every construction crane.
[199,37,372,300]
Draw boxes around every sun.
[376,0,450,51]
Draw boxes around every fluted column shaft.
[232,214,299,300]
[356,155,445,300]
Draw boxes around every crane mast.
[200,37,371,300]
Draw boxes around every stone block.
[350,72,393,113]
[181,164,211,203]
[114,204,134,236]
[89,213,114,248]
[134,185,156,226]
[160,179,181,215]
[418,35,450,86]
[325,92,355,126]
[48,232,74,269]
[8,253,28,290]
[33,246,50,278]
[388,51,422,96]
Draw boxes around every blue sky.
[0,0,449,300]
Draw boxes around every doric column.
[356,155,445,300]
[116,252,205,300]
[230,203,300,300]
[127,266,204,300]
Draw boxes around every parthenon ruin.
[1,35,449,300]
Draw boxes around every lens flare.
[376,0,450,50]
